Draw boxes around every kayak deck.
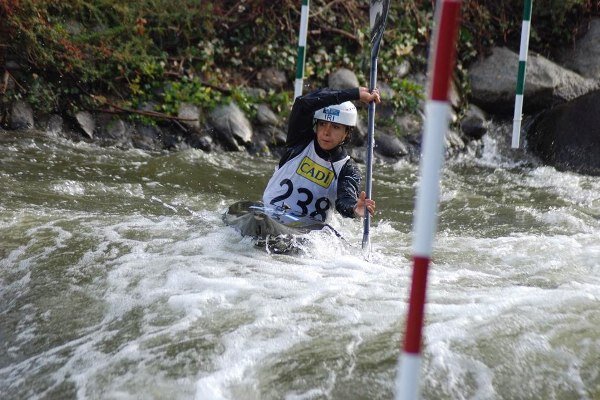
[223,201,328,253]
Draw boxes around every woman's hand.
[358,87,381,105]
[354,191,376,218]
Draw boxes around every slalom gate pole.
[395,1,462,399]
[511,0,533,148]
[294,0,310,99]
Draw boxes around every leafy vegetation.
[0,0,597,126]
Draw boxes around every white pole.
[511,0,533,148]
[294,0,310,99]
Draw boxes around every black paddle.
[362,0,391,252]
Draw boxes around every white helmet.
[314,101,357,127]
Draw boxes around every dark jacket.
[277,87,361,218]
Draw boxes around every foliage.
[389,79,424,115]
[158,77,223,116]
[0,0,597,124]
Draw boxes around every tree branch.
[309,27,361,44]
[89,95,198,122]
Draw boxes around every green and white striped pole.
[511,0,533,149]
[294,0,310,99]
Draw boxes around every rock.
[132,135,156,151]
[10,100,34,130]
[348,147,366,164]
[249,139,271,157]
[328,68,359,89]
[374,132,409,159]
[46,114,64,135]
[375,81,396,119]
[465,139,484,158]
[95,115,131,147]
[187,132,213,152]
[445,130,465,157]
[178,103,200,129]
[460,104,488,140]
[558,19,600,80]
[256,125,287,146]
[395,114,422,137]
[468,46,598,114]
[527,89,600,176]
[256,104,281,127]
[243,87,267,98]
[105,119,127,139]
[257,68,287,90]
[135,123,161,140]
[350,114,367,146]
[449,80,461,110]
[394,59,411,78]
[162,130,185,150]
[75,111,95,139]
[208,102,253,151]
[132,124,162,151]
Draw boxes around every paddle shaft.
[362,55,378,249]
[361,0,390,251]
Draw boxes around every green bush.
[0,0,597,122]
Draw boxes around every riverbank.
[1,1,599,171]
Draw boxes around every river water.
[1,127,599,400]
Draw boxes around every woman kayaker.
[262,86,379,222]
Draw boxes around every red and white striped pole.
[395,1,462,399]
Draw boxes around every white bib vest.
[263,141,350,222]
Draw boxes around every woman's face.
[316,120,348,151]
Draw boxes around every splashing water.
[1,128,599,399]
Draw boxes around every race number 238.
[269,179,331,221]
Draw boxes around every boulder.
[256,68,287,90]
[208,102,253,151]
[132,123,162,151]
[178,103,201,129]
[468,47,598,114]
[374,132,409,159]
[94,114,131,147]
[186,132,213,152]
[75,111,95,139]
[256,125,286,147]
[10,100,34,130]
[527,89,600,175]
[393,59,411,78]
[558,19,600,80]
[460,104,488,140]
[395,114,422,137]
[445,130,465,158]
[256,104,281,127]
[328,68,359,89]
[350,113,367,147]
[46,114,64,135]
[374,81,396,119]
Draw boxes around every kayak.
[222,201,332,253]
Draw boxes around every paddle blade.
[361,233,372,260]
[370,0,391,45]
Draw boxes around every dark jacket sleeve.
[287,87,360,147]
[335,159,362,218]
